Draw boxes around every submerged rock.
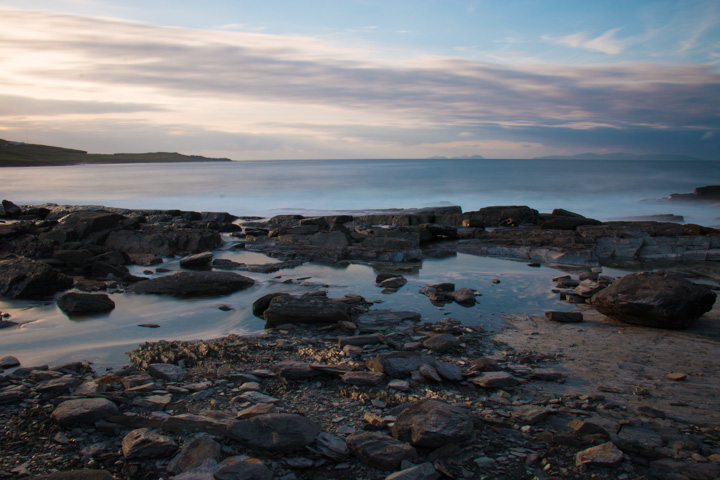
[130,271,254,297]
[591,271,716,329]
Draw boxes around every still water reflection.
[0,251,609,370]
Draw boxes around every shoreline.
[1,202,719,479]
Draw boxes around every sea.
[2,158,719,225]
[1,158,719,369]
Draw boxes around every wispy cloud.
[0,7,717,159]
[543,28,626,55]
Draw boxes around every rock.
[0,318,18,329]
[452,288,477,306]
[0,355,20,368]
[366,352,436,378]
[148,363,186,381]
[315,432,349,461]
[0,257,73,299]
[346,432,417,471]
[342,371,385,386]
[263,294,354,328]
[52,398,120,426]
[236,391,280,404]
[467,357,500,373]
[666,372,687,381]
[130,271,254,297]
[57,292,115,315]
[463,205,539,227]
[161,414,233,435]
[251,292,289,317]
[272,360,321,380]
[0,199,21,219]
[418,365,442,382]
[391,399,473,448]
[227,414,320,452]
[513,405,549,425]
[435,361,464,381]
[122,428,178,459]
[386,462,440,480]
[236,404,277,420]
[104,225,222,257]
[422,333,461,353]
[356,310,421,328]
[167,433,221,475]
[575,441,624,468]
[471,371,519,388]
[568,419,610,438]
[28,470,117,480]
[591,271,716,328]
[55,210,127,241]
[179,252,213,268]
[380,276,407,290]
[544,311,583,323]
[213,459,272,480]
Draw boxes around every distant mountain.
[426,154,485,160]
[0,139,232,167]
[535,152,703,161]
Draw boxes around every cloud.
[544,28,626,55]
[0,7,718,159]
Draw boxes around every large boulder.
[54,210,127,241]
[0,257,73,299]
[0,200,22,219]
[591,271,716,329]
[463,206,539,227]
[129,271,254,297]
[227,413,320,452]
[263,294,354,328]
[391,399,473,448]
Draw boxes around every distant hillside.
[535,152,703,161]
[426,154,485,160]
[0,139,232,167]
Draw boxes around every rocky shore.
[1,200,720,479]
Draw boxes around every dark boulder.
[463,206,539,227]
[0,200,21,219]
[0,257,73,299]
[227,413,319,452]
[591,271,716,329]
[391,399,473,448]
[104,225,222,256]
[54,210,127,241]
[129,271,254,297]
[252,292,290,317]
[178,252,213,268]
[57,292,115,315]
[263,294,354,328]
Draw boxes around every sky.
[0,0,718,160]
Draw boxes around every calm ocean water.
[1,158,719,368]
[2,158,719,226]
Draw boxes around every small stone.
[342,371,385,386]
[236,403,277,419]
[0,356,20,369]
[386,462,440,480]
[346,432,417,471]
[214,459,272,480]
[418,365,442,382]
[122,428,178,459]
[575,441,624,468]
[544,311,583,323]
[666,372,687,381]
[388,380,410,391]
[422,334,461,353]
[236,391,280,404]
[473,456,498,469]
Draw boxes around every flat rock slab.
[471,371,519,388]
[272,360,322,380]
[346,432,417,471]
[52,398,120,426]
[392,399,473,448]
[130,271,254,297]
[342,371,385,386]
[122,428,178,459]
[227,413,319,452]
[591,271,716,329]
[57,292,115,315]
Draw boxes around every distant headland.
[534,152,703,161]
[0,139,232,167]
